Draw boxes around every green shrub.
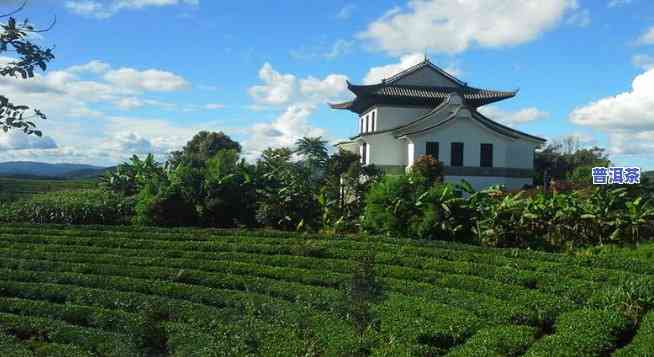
[0,189,133,225]
[362,175,420,237]
[133,183,198,227]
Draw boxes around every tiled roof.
[329,83,516,113]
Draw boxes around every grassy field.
[0,224,652,356]
[0,178,96,202]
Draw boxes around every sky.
[0,0,653,169]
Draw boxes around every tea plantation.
[0,224,652,356]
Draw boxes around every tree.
[534,137,610,185]
[0,1,56,137]
[169,131,241,168]
[294,136,328,169]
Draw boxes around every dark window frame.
[361,142,368,164]
[451,142,464,167]
[426,141,439,160]
[480,143,493,168]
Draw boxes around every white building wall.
[373,106,432,131]
[408,111,511,167]
[407,140,415,167]
[362,133,407,166]
[507,141,538,169]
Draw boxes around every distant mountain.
[0,161,109,179]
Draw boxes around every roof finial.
[423,52,428,63]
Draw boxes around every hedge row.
[0,312,138,356]
[0,232,621,306]
[446,325,537,357]
[373,294,486,355]
[614,311,654,356]
[524,308,631,356]
[0,248,573,328]
[3,223,653,275]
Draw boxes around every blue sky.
[0,0,653,169]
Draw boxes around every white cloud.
[248,63,297,106]
[607,131,654,155]
[570,68,654,130]
[336,3,356,20]
[362,52,461,84]
[569,68,654,155]
[632,54,654,70]
[478,106,549,126]
[299,74,349,102]
[66,60,111,74]
[0,131,57,151]
[637,26,654,46]
[363,53,425,84]
[243,104,327,160]
[248,62,350,107]
[104,68,190,92]
[324,39,355,59]
[358,0,578,56]
[0,58,202,165]
[65,0,199,19]
[244,64,352,160]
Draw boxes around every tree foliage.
[534,136,610,185]
[169,131,241,168]
[0,2,56,136]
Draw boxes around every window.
[372,111,376,132]
[426,142,439,160]
[451,142,464,167]
[480,143,493,167]
[360,117,364,133]
[361,142,368,164]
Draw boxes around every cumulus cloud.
[570,69,654,130]
[569,68,654,155]
[104,68,190,92]
[478,106,549,126]
[0,131,57,151]
[248,63,350,107]
[0,58,200,165]
[243,104,327,160]
[637,26,654,46]
[65,0,199,19]
[363,52,461,84]
[632,54,654,70]
[66,60,111,74]
[244,63,352,159]
[248,63,297,106]
[364,53,425,84]
[358,0,578,56]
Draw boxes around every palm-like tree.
[294,136,328,169]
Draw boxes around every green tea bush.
[0,189,133,225]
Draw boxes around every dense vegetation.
[0,224,652,356]
[1,131,652,252]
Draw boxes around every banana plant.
[613,197,654,246]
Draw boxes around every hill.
[0,161,107,178]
